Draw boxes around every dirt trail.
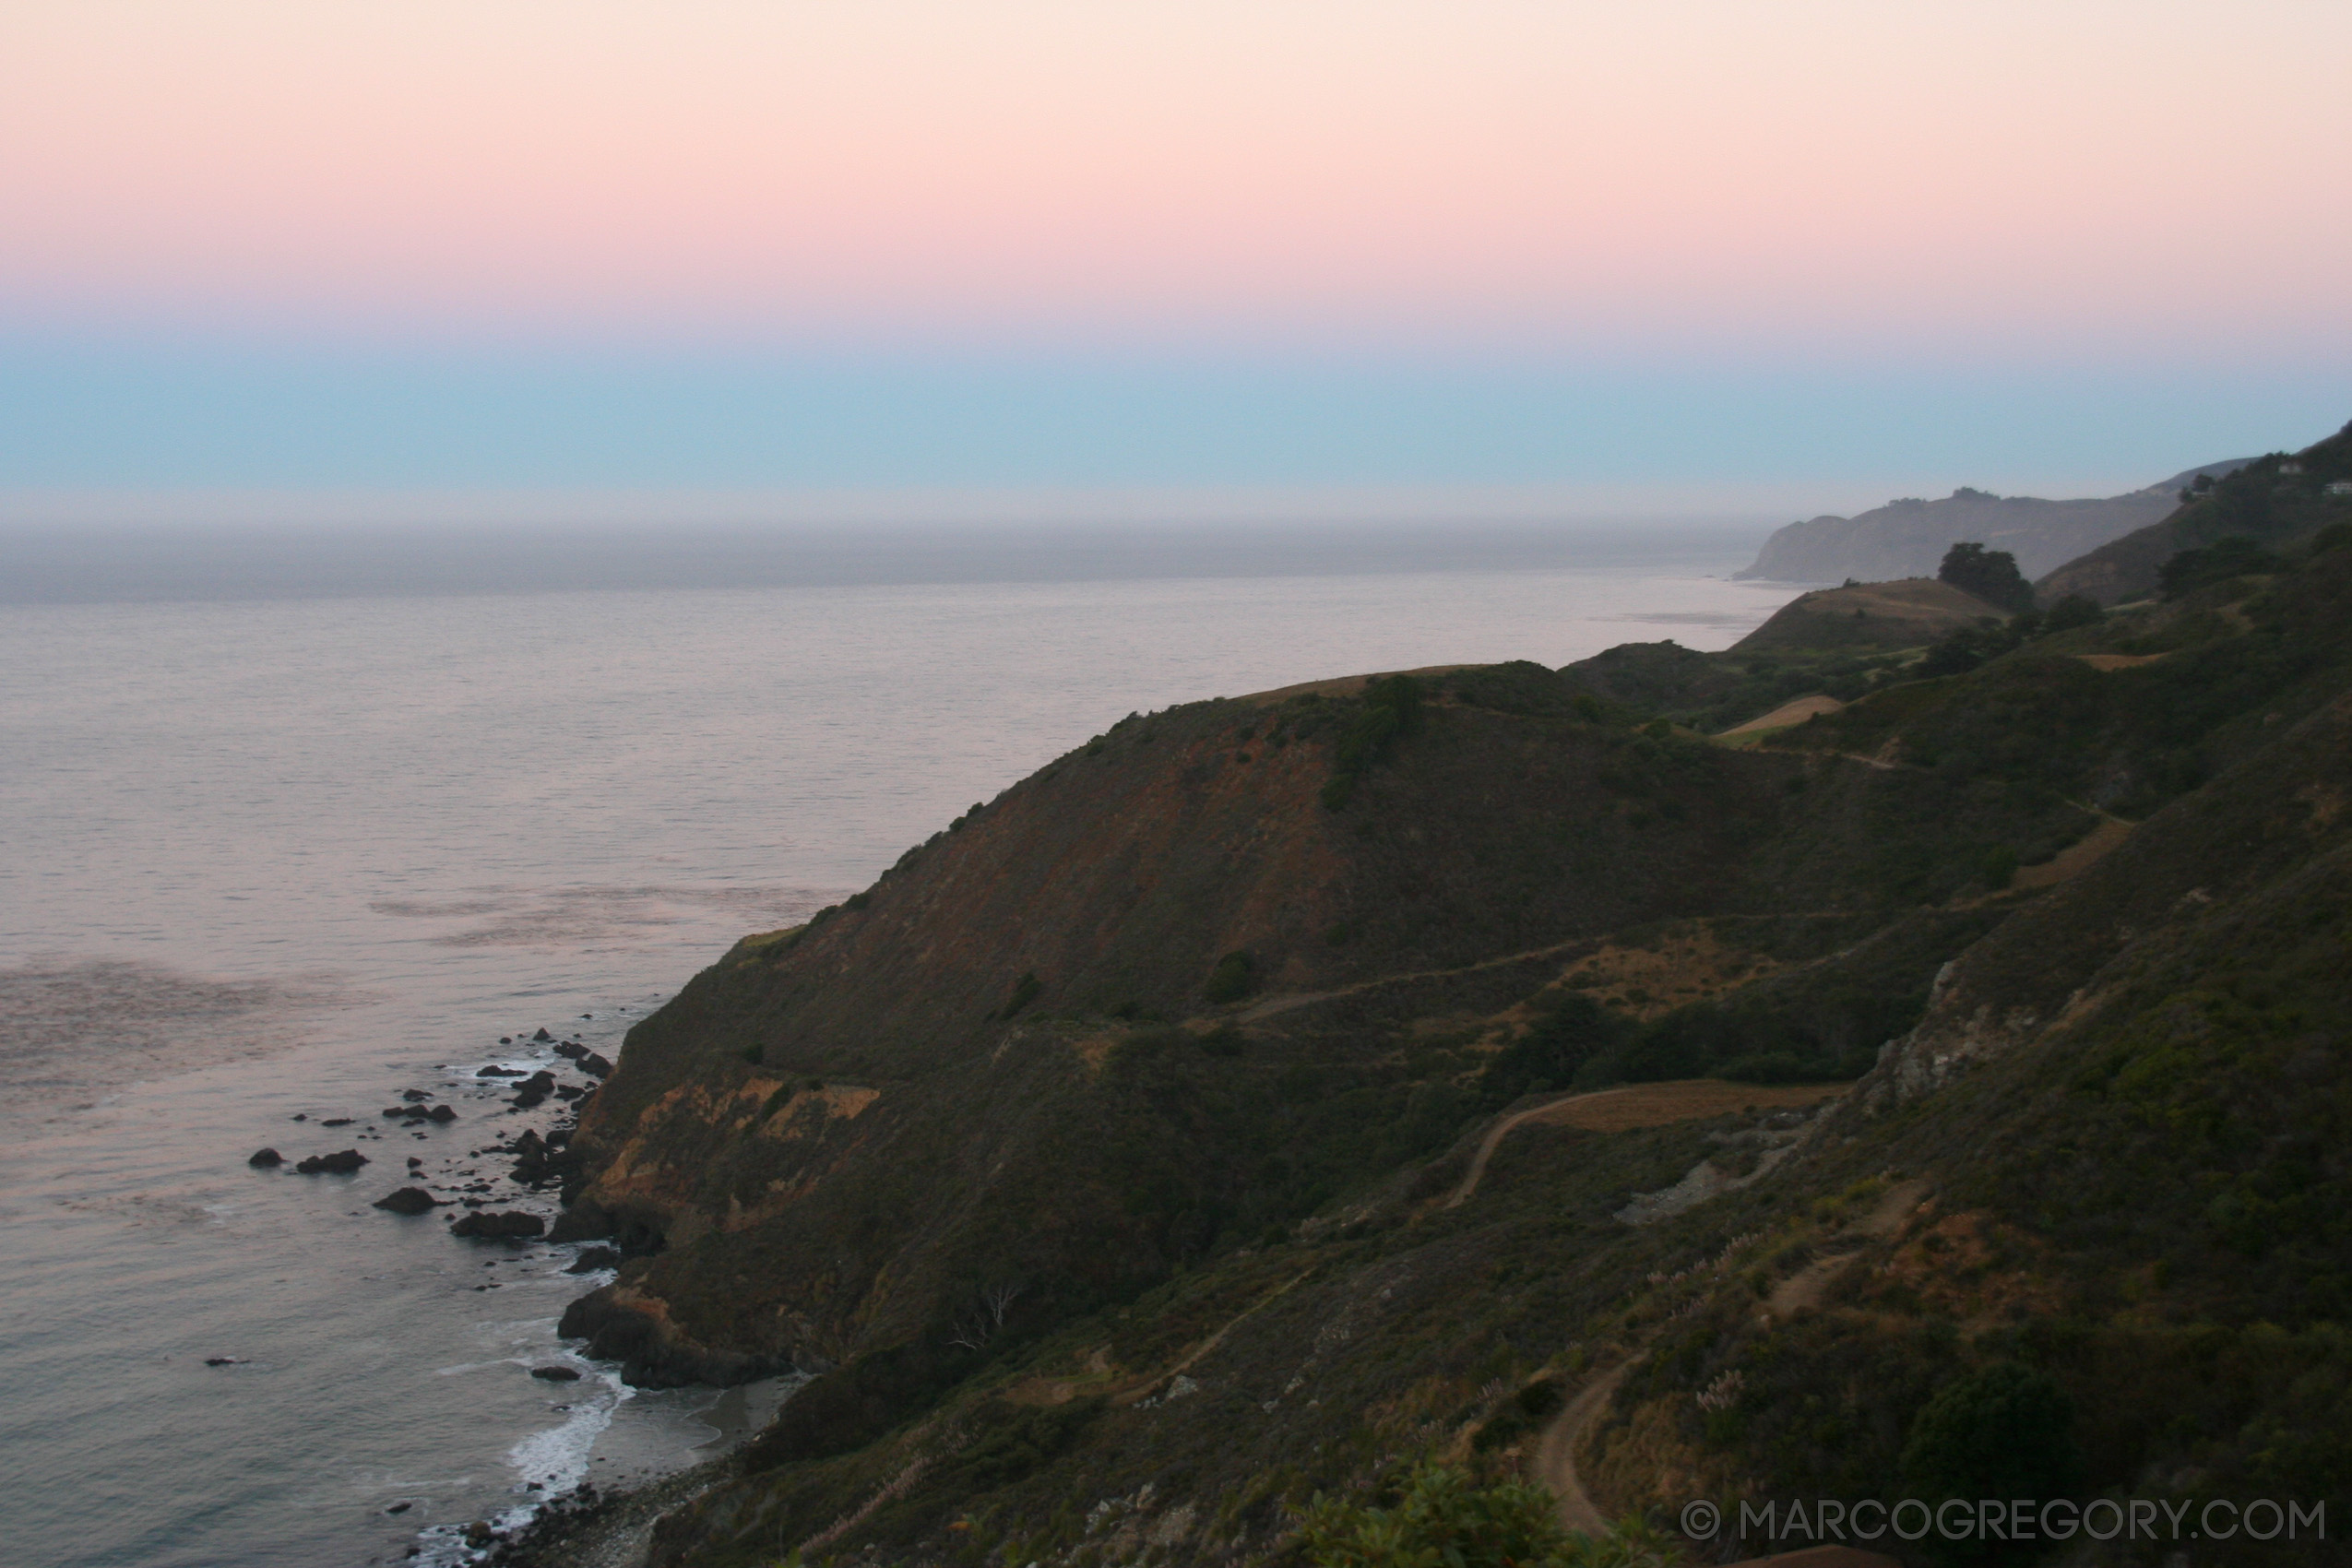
[1443,1081,1847,1211]
[1535,1357,1639,1536]
[1237,936,1594,1023]
[1764,1179,1933,1315]
[1004,1268,1317,1408]
[1532,1180,1932,1535]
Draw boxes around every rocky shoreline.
[471,1458,730,1568]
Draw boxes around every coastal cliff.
[1734,486,2180,585]
[552,663,2049,1386]
[524,434,2352,1568]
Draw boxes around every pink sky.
[6,1,2348,358]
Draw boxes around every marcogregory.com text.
[1678,1495,2325,1545]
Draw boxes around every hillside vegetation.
[525,428,2352,1568]
[2037,422,2352,604]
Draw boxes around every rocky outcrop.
[371,1186,440,1216]
[556,1288,776,1388]
[1859,685,2352,1115]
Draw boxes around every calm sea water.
[0,531,1795,1567]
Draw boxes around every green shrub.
[2041,593,2105,632]
[2160,535,2286,598]
[1900,1361,2081,1510]
[1203,951,1257,1004]
[1323,676,1425,810]
[1298,1463,1672,1568]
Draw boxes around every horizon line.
[0,476,2175,529]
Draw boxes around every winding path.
[1534,1357,1640,1536]
[1443,1081,1848,1211]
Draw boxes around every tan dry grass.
[1720,694,1847,737]
[2008,814,2133,892]
[1551,925,1782,1021]
[1534,1079,1846,1134]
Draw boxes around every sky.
[4,1,2348,512]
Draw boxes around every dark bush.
[998,971,1041,1019]
[2160,535,2286,598]
[1203,951,1256,1004]
[1901,1361,2081,1516]
[2041,594,2105,632]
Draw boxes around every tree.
[1937,543,2034,614]
[1901,1361,2081,1510]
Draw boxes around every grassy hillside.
[553,652,2081,1386]
[514,471,2352,1568]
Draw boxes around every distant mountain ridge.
[1734,461,2251,584]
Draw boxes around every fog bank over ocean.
[0,505,1787,605]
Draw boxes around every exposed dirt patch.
[1764,1179,1935,1317]
[2009,814,2133,892]
[1549,1080,1843,1134]
[2073,652,2167,671]
[1872,1208,2064,1326]
[1445,1081,1847,1210]
[1550,925,1785,1020]
[752,1081,880,1138]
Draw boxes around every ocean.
[0,521,1798,1566]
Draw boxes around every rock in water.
[580,1051,614,1078]
[450,1209,545,1240]
[509,1069,558,1110]
[247,1147,283,1168]
[427,1103,458,1123]
[529,1364,583,1382]
[294,1149,367,1174]
[372,1187,439,1216]
[564,1245,621,1274]
[531,1028,553,1042]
